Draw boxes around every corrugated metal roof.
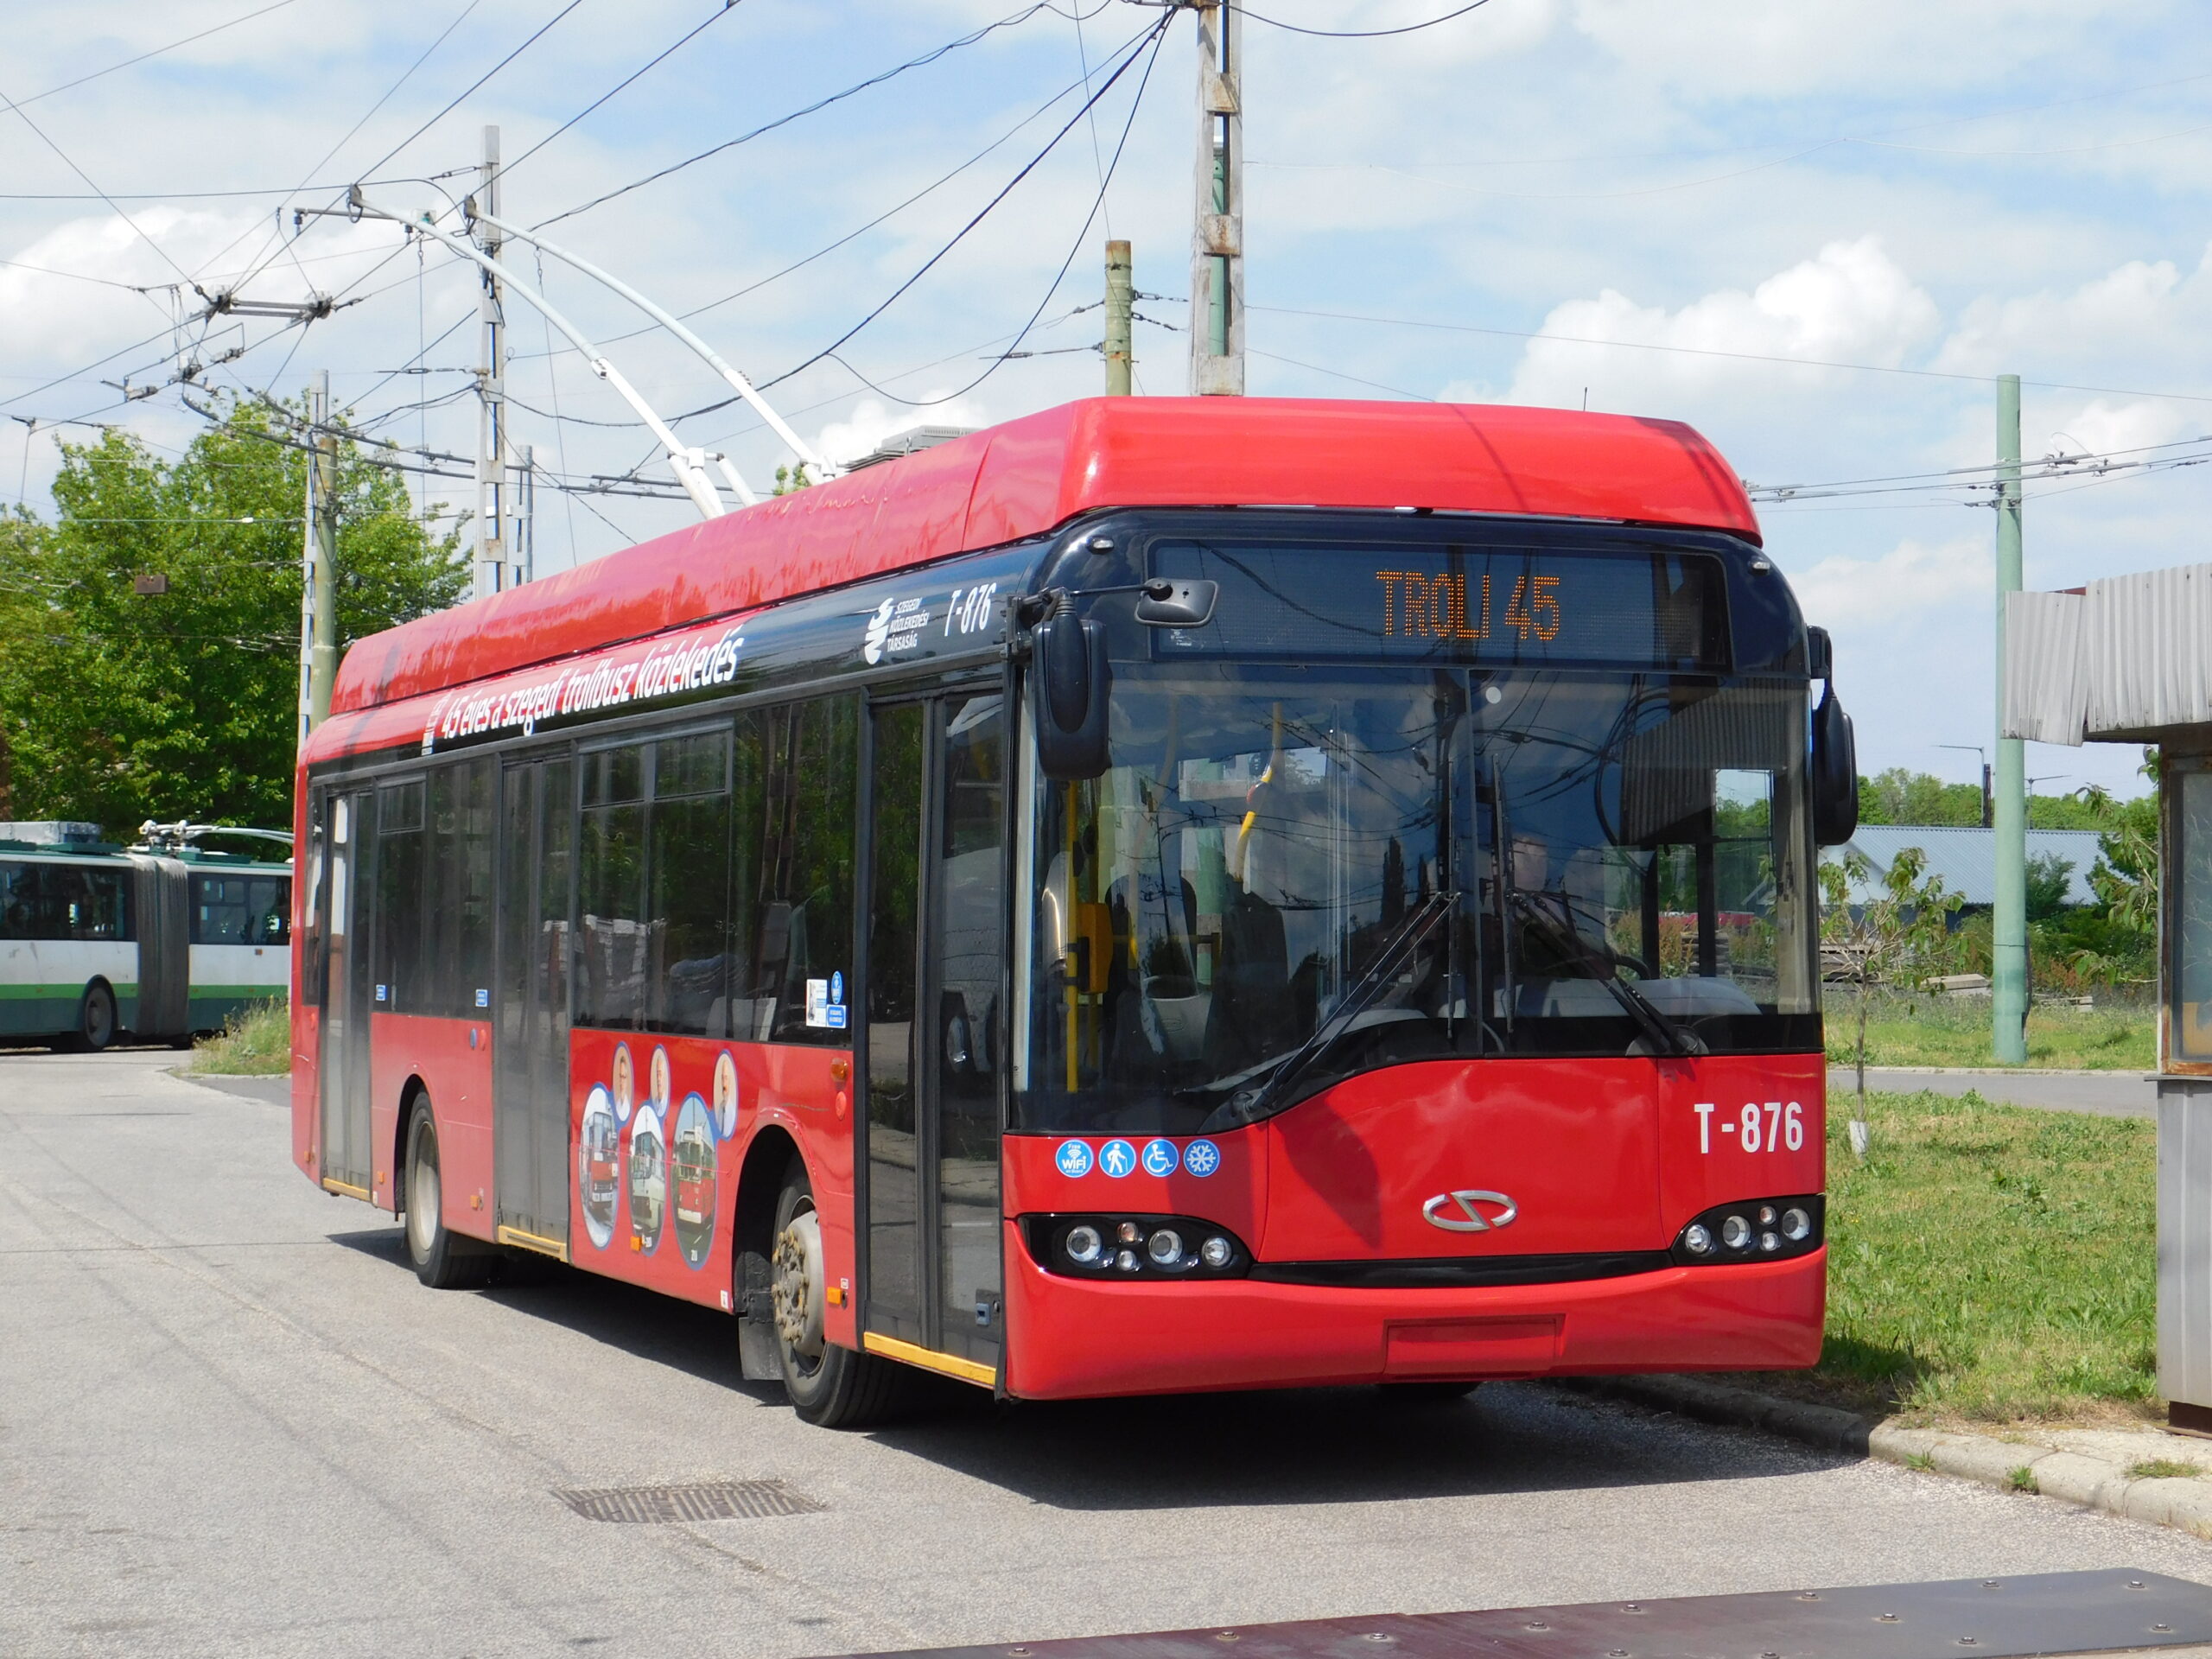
[1821,824,2106,907]
[2003,562,2212,744]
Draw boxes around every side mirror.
[1135,577,1218,628]
[1812,685,1859,846]
[1032,597,1110,781]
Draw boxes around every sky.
[3,0,2208,798]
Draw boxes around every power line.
[12,0,301,109]
[760,13,1171,394]
[354,1,583,182]
[1227,0,1491,38]
[532,0,1109,229]
[499,3,743,181]
[0,79,200,289]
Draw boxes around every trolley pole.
[474,124,510,600]
[1993,372,2028,1064]
[297,370,339,740]
[1187,0,1243,396]
[1104,240,1134,395]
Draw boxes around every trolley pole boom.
[469,211,831,484]
[343,190,728,522]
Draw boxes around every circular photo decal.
[672,1092,717,1268]
[628,1102,666,1255]
[611,1042,635,1125]
[713,1051,739,1140]
[578,1085,619,1251]
[649,1045,671,1110]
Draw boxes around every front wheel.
[772,1160,906,1427]
[404,1103,494,1289]
[54,982,116,1052]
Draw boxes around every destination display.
[1147,540,1728,671]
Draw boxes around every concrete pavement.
[1830,1065,2157,1117]
[4,1049,2208,1659]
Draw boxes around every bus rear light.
[1025,1215,1251,1280]
[1671,1196,1823,1267]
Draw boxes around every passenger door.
[863,690,1007,1380]
[495,753,575,1254]
[318,788,376,1198]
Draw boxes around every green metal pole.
[1993,372,2028,1063]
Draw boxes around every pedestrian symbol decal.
[1055,1139,1094,1178]
[1141,1138,1179,1178]
[1100,1139,1137,1179]
[1183,1139,1222,1178]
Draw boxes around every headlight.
[1027,1216,1250,1279]
[1671,1197,1824,1266]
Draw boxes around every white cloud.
[1788,534,1987,631]
[815,395,989,467]
[1503,236,1940,409]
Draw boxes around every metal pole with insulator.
[1104,240,1133,396]
[1993,372,2028,1063]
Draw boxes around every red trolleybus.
[290,397,1860,1426]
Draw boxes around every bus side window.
[579,742,649,1030]
[735,696,856,1046]
[648,728,732,1037]
[428,758,495,1015]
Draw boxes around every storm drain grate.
[554,1480,823,1524]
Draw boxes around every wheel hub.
[770,1208,825,1358]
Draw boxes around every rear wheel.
[404,1103,494,1289]
[54,982,116,1053]
[772,1160,906,1427]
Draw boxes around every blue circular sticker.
[1054,1139,1094,1178]
[1183,1138,1222,1178]
[1141,1137,1179,1178]
[830,969,844,1006]
[1099,1139,1138,1179]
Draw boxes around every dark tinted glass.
[376,779,426,1012]
[649,730,731,1035]
[0,862,130,941]
[733,696,857,1046]
[429,759,496,1013]
[190,874,291,945]
[578,742,648,1029]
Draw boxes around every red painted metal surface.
[1001,1224,1824,1399]
[371,1012,495,1233]
[327,397,1760,720]
[563,1027,856,1333]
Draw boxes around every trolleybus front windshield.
[1017,663,1818,1136]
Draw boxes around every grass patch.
[2006,1465,2038,1493]
[2129,1459,2202,1482]
[1734,1088,2156,1426]
[188,1000,289,1076]
[1825,988,2153,1071]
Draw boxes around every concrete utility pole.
[1993,372,2028,1063]
[1104,240,1134,395]
[297,371,338,742]
[1187,0,1243,396]
[514,442,535,586]
[474,124,511,600]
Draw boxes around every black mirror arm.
[1009,581,1172,631]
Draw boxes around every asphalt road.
[5,1050,2209,1659]
[1829,1065,2157,1118]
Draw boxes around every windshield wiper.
[1509,891,1707,1058]
[1208,888,1458,1130]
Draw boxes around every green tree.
[2024,851,2075,923]
[1821,846,1963,1155]
[0,395,464,834]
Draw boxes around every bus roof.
[330,396,1758,716]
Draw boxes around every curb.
[1559,1374,2212,1542]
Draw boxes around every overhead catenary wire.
[532,0,1116,229]
[1225,0,1490,38]
[758,13,1171,396]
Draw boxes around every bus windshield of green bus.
[1014,662,1818,1136]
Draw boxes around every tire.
[403,1102,495,1289]
[772,1159,906,1428]
[54,982,116,1053]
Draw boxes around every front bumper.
[1001,1220,1825,1400]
